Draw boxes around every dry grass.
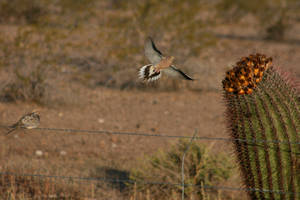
[0,173,82,199]
[129,140,233,200]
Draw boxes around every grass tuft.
[129,140,233,199]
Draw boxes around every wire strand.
[0,172,296,195]
[1,125,299,145]
[1,126,299,195]
[0,126,295,145]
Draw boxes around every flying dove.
[139,37,194,82]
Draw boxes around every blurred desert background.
[0,0,299,199]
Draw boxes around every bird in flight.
[6,111,40,135]
[139,37,194,82]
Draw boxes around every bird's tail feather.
[5,122,18,135]
[139,64,161,82]
[6,128,16,135]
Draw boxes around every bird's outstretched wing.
[144,37,163,65]
[162,65,194,80]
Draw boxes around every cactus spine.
[223,54,299,200]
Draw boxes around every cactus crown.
[222,53,273,95]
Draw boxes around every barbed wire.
[31,127,300,145]
[1,125,298,145]
[0,172,297,195]
[1,125,299,196]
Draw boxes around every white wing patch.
[139,64,161,82]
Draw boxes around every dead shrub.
[0,66,49,104]
[0,0,48,24]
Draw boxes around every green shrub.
[129,140,233,199]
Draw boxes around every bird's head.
[32,109,40,115]
[166,56,175,63]
[164,56,175,67]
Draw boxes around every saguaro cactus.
[222,54,299,200]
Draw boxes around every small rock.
[58,112,63,117]
[98,118,105,124]
[35,150,43,156]
[60,151,67,156]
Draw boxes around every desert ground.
[0,1,299,199]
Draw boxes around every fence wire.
[1,125,299,196]
[0,172,297,195]
[1,125,299,155]
[0,126,296,145]
[40,127,300,145]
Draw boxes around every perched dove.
[6,111,40,135]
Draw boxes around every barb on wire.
[0,171,297,195]
[181,129,198,200]
[1,125,298,145]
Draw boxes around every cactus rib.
[222,53,299,200]
[225,95,258,199]
[250,94,275,199]
[243,95,266,200]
